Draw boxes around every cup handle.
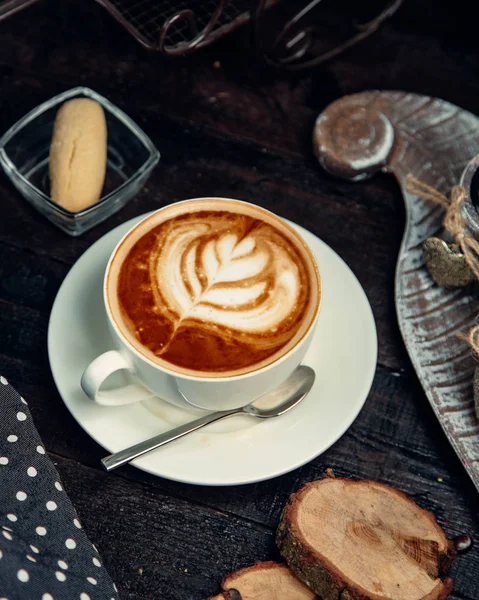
[81,350,156,407]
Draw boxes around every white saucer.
[48,213,377,486]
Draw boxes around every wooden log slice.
[276,479,456,600]
[208,592,241,600]
[206,561,319,599]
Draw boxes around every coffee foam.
[107,199,320,377]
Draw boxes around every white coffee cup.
[81,198,321,411]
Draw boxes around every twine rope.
[405,174,479,355]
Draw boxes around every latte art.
[116,209,315,373]
[152,217,301,335]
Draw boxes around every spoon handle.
[101,408,240,472]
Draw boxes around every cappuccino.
[107,200,320,377]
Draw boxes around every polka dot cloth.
[0,376,118,598]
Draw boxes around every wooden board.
[314,91,479,492]
[0,2,478,598]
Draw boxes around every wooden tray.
[313,91,479,492]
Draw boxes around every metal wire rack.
[0,0,40,21]
[94,0,279,54]
[0,0,404,69]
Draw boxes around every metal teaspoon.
[101,365,315,472]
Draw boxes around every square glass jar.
[0,87,160,236]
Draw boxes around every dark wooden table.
[1,1,479,599]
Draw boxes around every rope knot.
[405,174,479,280]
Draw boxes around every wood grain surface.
[0,1,478,599]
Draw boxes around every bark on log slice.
[276,479,456,600]
[206,561,319,599]
[208,593,241,600]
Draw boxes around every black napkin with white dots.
[0,375,119,600]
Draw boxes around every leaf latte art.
[117,210,313,373]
